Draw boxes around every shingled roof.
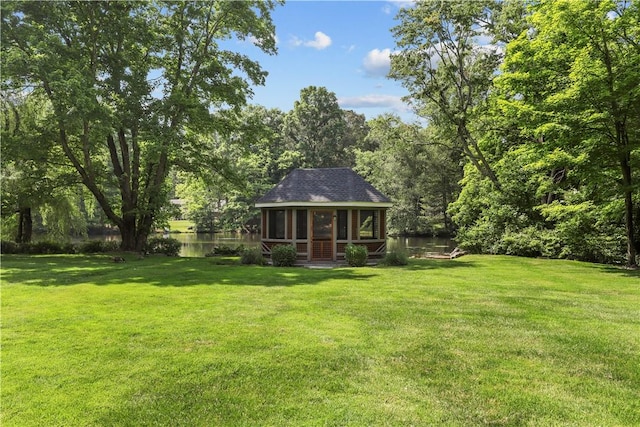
[255,168,392,208]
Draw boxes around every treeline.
[0,85,461,242]
[2,1,638,266]
[173,87,461,238]
[387,0,640,267]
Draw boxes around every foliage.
[205,244,246,257]
[270,244,297,267]
[38,185,90,241]
[283,86,352,168]
[1,1,280,251]
[451,150,629,264]
[78,240,120,254]
[0,93,86,243]
[355,114,461,236]
[492,0,640,266]
[176,106,291,232]
[2,254,638,426]
[539,201,626,264]
[0,240,20,254]
[345,243,368,267]
[144,237,181,257]
[240,247,266,265]
[410,0,640,266]
[379,250,409,266]
[178,175,227,233]
[1,240,76,254]
[205,97,366,231]
[390,0,505,188]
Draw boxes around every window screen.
[268,210,285,239]
[336,210,348,240]
[296,209,307,239]
[359,210,377,239]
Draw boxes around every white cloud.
[338,94,409,112]
[386,0,417,11]
[290,31,332,50]
[344,44,357,54]
[307,31,332,49]
[363,48,393,77]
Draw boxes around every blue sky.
[233,1,417,122]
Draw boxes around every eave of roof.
[255,201,393,208]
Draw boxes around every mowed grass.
[167,220,196,233]
[1,254,639,426]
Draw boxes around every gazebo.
[255,168,392,263]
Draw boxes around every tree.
[177,174,226,233]
[221,106,294,231]
[355,114,461,236]
[340,110,369,167]
[1,1,280,251]
[1,92,85,242]
[177,106,292,232]
[497,0,640,267]
[389,0,505,189]
[283,86,350,168]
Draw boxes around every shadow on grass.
[1,254,479,288]
[592,263,640,278]
[1,254,384,288]
[6,254,633,288]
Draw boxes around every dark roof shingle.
[256,168,391,206]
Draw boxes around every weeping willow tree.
[1,92,83,242]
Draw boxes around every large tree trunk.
[634,204,640,254]
[15,207,32,243]
[620,155,637,268]
[118,213,138,252]
[118,217,153,253]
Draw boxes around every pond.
[164,232,456,258]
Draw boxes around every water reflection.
[168,232,455,257]
[171,232,261,257]
[387,236,456,256]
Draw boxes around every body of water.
[168,232,455,258]
[46,232,456,257]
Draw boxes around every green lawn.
[167,220,196,233]
[2,254,639,426]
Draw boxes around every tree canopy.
[389,0,639,266]
[1,0,280,250]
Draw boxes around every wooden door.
[311,210,333,260]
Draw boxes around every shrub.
[145,236,181,256]
[29,241,69,254]
[102,240,120,252]
[1,240,20,254]
[345,243,368,267]
[78,240,120,254]
[79,240,107,253]
[271,244,297,267]
[61,242,77,254]
[206,244,245,257]
[380,250,408,266]
[495,227,544,258]
[240,247,266,265]
[2,240,75,254]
